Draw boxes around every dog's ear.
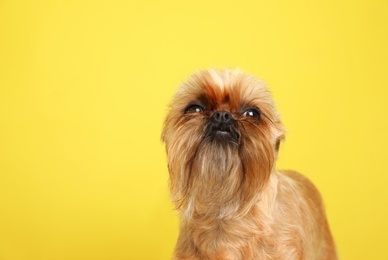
[275,134,284,158]
[275,139,281,153]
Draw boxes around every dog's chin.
[204,129,240,147]
[210,131,235,141]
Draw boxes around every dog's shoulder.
[276,170,324,207]
[278,170,319,191]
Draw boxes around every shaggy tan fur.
[162,69,337,259]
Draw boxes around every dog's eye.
[184,104,204,114]
[243,109,261,120]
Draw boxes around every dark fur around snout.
[203,110,241,145]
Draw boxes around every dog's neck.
[178,172,280,259]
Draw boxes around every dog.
[162,69,337,259]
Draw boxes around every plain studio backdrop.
[0,1,387,259]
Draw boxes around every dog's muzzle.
[204,111,240,144]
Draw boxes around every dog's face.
[162,69,285,216]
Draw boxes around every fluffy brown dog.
[162,69,337,260]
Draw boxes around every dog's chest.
[182,217,301,260]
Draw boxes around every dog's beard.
[189,138,242,213]
[167,119,275,218]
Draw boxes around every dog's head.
[162,69,285,216]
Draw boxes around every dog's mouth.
[204,124,240,145]
[215,130,231,135]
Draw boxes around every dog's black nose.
[211,111,232,124]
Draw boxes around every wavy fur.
[162,69,337,259]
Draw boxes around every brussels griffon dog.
[162,69,337,259]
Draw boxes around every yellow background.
[0,1,387,259]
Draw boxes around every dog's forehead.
[191,69,268,110]
[199,82,238,110]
